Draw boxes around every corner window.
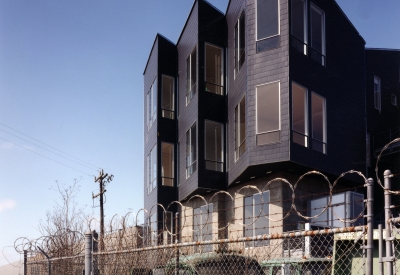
[310,3,325,65]
[147,144,157,194]
[291,0,307,55]
[244,191,269,247]
[235,11,245,76]
[374,76,381,111]
[186,122,197,177]
[392,94,398,106]
[235,97,246,160]
[161,142,174,187]
[205,121,224,172]
[256,81,280,146]
[311,93,327,154]
[186,48,197,104]
[161,75,174,119]
[147,77,157,129]
[256,0,280,52]
[292,82,308,147]
[193,204,213,252]
[205,44,223,95]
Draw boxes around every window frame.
[374,76,381,111]
[234,11,246,77]
[291,0,308,55]
[186,122,197,178]
[292,82,309,147]
[204,43,224,95]
[204,120,224,172]
[186,47,197,105]
[243,191,270,247]
[235,96,246,161]
[256,0,280,42]
[147,144,157,194]
[311,92,327,154]
[147,76,158,129]
[256,81,281,146]
[193,203,213,252]
[392,94,398,106]
[161,75,175,119]
[310,3,326,65]
[161,142,174,187]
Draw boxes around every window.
[161,75,174,119]
[161,142,174,187]
[392,94,397,106]
[235,97,246,160]
[310,3,325,65]
[292,82,308,147]
[235,11,245,75]
[147,77,157,129]
[148,212,157,246]
[374,76,381,111]
[186,123,197,177]
[311,93,326,154]
[291,0,307,55]
[366,133,371,168]
[164,211,173,244]
[193,204,213,252]
[256,0,280,52]
[186,48,197,104]
[177,142,180,186]
[205,44,223,95]
[244,191,269,247]
[256,81,280,146]
[147,144,157,194]
[205,121,224,172]
[226,120,229,171]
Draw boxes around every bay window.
[235,97,246,160]
[161,75,174,119]
[205,44,223,95]
[186,48,197,104]
[311,93,327,153]
[161,142,174,187]
[235,11,245,76]
[186,122,197,177]
[205,121,224,172]
[256,0,280,52]
[256,81,280,146]
[310,3,325,65]
[292,82,308,147]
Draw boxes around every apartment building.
[142,0,385,246]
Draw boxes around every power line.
[0,122,100,170]
[0,136,93,176]
[0,128,98,171]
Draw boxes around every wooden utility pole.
[93,169,113,251]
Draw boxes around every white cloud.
[0,199,17,212]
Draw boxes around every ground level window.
[193,204,213,252]
[244,191,269,247]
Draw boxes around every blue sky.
[0,0,398,267]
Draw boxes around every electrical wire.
[0,136,93,177]
[0,128,98,171]
[0,122,100,170]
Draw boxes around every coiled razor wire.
[14,138,399,257]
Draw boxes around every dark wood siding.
[289,0,366,177]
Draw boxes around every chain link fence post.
[366,178,374,275]
[85,230,93,275]
[384,170,393,275]
[23,250,27,275]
